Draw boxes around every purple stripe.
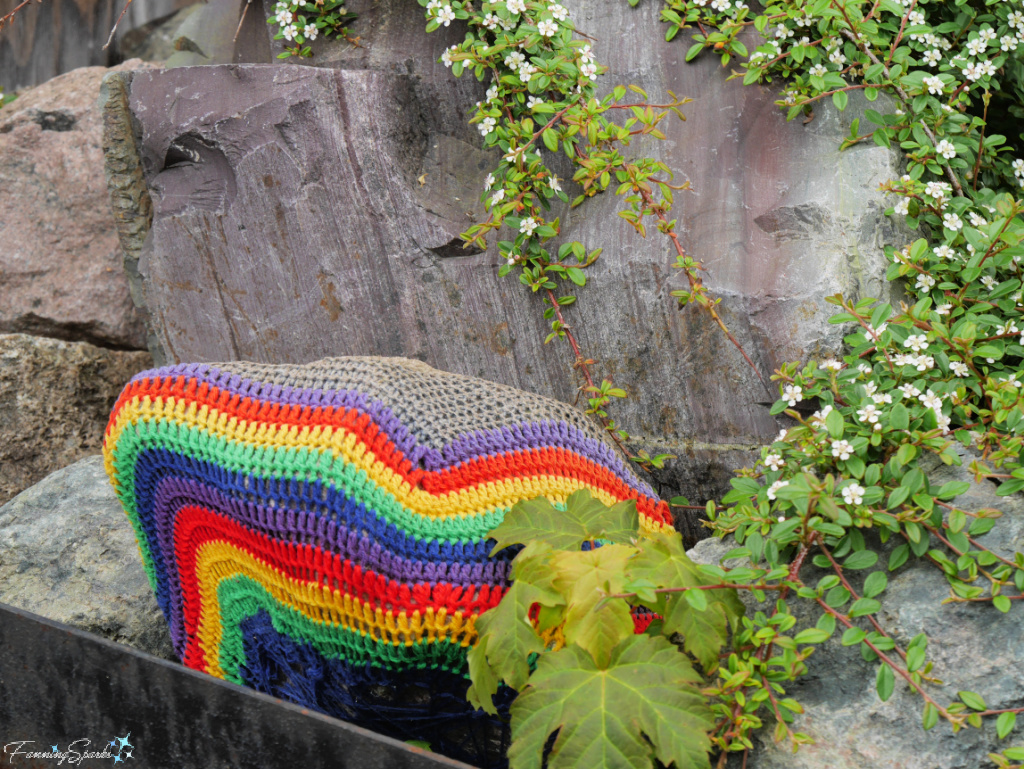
[151,476,512,655]
[127,363,657,497]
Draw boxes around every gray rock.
[0,333,152,504]
[106,0,909,521]
[0,455,174,660]
[688,448,1024,768]
[0,61,157,350]
[166,0,245,68]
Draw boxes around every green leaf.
[794,627,832,644]
[906,644,927,673]
[993,595,1012,613]
[551,545,638,666]
[863,571,888,598]
[542,128,559,152]
[566,266,587,287]
[826,408,845,438]
[489,490,638,554]
[922,702,939,730]
[890,404,909,431]
[508,636,713,769]
[833,91,849,111]
[889,544,910,571]
[959,691,987,711]
[877,663,895,702]
[844,550,879,570]
[841,627,867,646]
[849,598,882,617]
[996,711,1016,739]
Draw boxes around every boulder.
[0,455,174,660]
[117,3,203,62]
[0,61,158,350]
[104,0,908,517]
[0,333,152,504]
[689,448,1024,768]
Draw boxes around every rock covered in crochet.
[102,356,672,764]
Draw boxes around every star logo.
[113,757,122,765]
[116,734,133,751]
[123,749,133,759]
[51,745,58,753]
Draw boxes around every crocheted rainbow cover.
[103,357,672,764]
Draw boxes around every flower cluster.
[267,0,355,58]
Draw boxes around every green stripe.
[215,574,470,683]
[109,415,512,581]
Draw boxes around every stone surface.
[107,0,909,519]
[118,3,202,62]
[0,455,175,659]
[0,0,187,92]
[165,0,246,68]
[0,61,158,350]
[0,333,152,505]
[689,448,1024,768]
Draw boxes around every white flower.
[437,4,455,25]
[829,50,847,65]
[548,175,561,192]
[549,3,567,20]
[920,389,943,411]
[966,37,987,57]
[303,23,318,40]
[980,275,998,290]
[767,480,789,501]
[894,353,914,367]
[486,85,499,101]
[831,439,854,460]
[857,404,882,424]
[962,62,983,82]
[518,63,537,82]
[489,188,505,206]
[858,364,872,376]
[923,75,945,95]
[812,404,834,425]
[864,381,878,397]
[979,26,996,42]
[809,63,828,78]
[774,24,791,39]
[765,453,785,471]
[935,139,956,159]
[821,358,843,372]
[926,181,952,200]
[506,0,525,13]
[526,95,543,110]
[914,355,935,372]
[482,12,499,29]
[936,304,952,316]
[710,0,730,11]
[870,322,888,339]
[873,392,893,405]
[1010,10,1024,29]
[980,60,997,78]
[1001,35,1019,52]
[275,9,293,24]
[898,383,921,399]
[943,212,963,231]
[842,483,866,506]
[478,116,496,136]
[1012,158,1024,178]
[504,147,522,164]
[937,413,952,432]
[933,243,954,259]
[506,254,517,265]
[578,44,594,64]
[950,361,969,377]
[484,173,495,189]
[915,273,936,292]
[904,334,928,352]
[282,22,298,40]
[908,10,924,25]
[519,217,538,236]
[893,198,910,216]
[538,18,558,36]
[782,384,803,406]
[923,49,942,66]
[996,321,1020,336]
[504,51,526,69]
[441,46,456,66]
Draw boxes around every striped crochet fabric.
[103,357,672,765]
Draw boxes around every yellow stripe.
[105,396,654,524]
[192,540,478,677]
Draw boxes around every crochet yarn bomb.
[103,356,672,766]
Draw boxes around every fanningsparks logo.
[3,734,135,765]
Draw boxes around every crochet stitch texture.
[103,356,672,764]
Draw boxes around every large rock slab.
[689,448,1024,768]
[107,0,905,515]
[0,62,156,350]
[0,333,152,504]
[0,455,174,659]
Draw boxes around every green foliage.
[468,492,743,767]
[267,0,356,58]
